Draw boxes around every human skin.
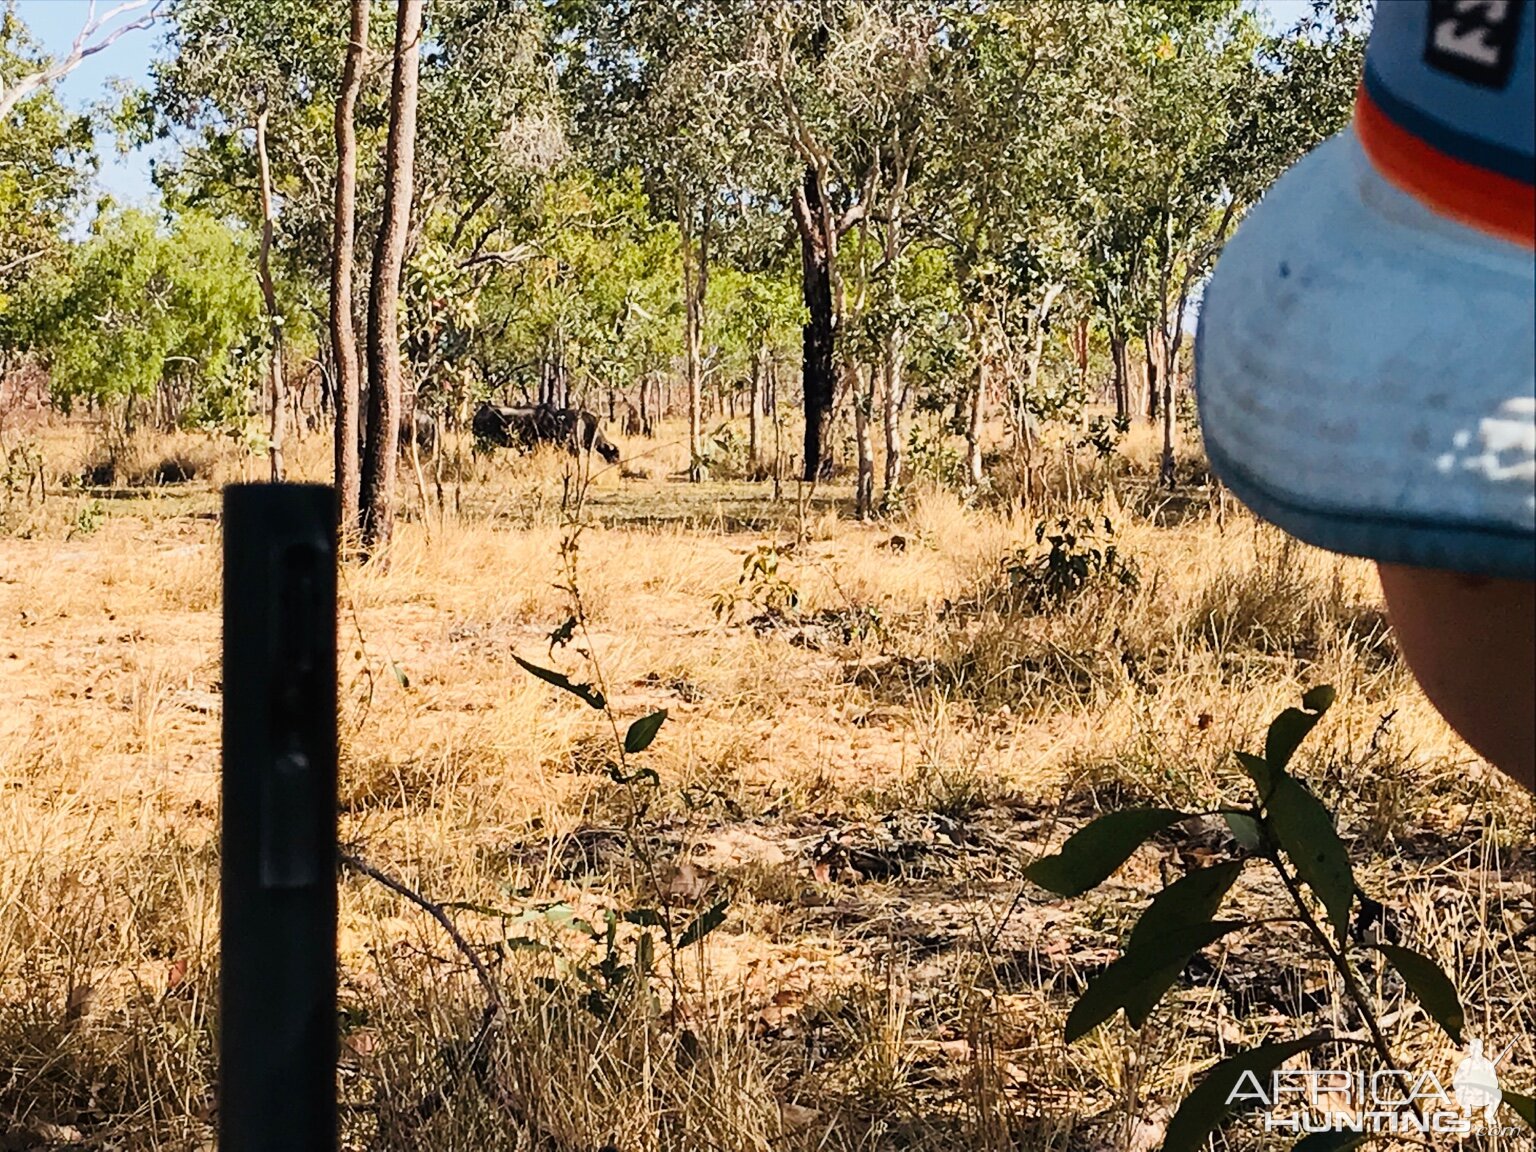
[1376,563,1536,793]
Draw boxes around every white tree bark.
[0,2,157,119]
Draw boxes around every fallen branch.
[338,850,515,1141]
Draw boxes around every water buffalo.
[398,411,437,457]
[472,403,620,465]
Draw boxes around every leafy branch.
[1025,687,1533,1151]
[510,459,729,1001]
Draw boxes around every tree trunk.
[359,0,423,557]
[793,167,836,482]
[255,108,285,483]
[876,133,911,509]
[1012,284,1062,508]
[1144,325,1160,422]
[853,364,874,519]
[965,305,987,488]
[1109,329,1129,422]
[881,329,903,501]
[1159,313,1182,489]
[679,191,707,482]
[772,377,784,501]
[1160,358,1177,487]
[1026,287,1062,408]
[1073,316,1090,392]
[331,0,367,536]
[748,345,762,472]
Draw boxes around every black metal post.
[221,484,338,1152]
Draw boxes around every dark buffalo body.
[472,403,620,465]
[398,411,437,456]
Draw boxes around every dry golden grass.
[0,413,1531,1151]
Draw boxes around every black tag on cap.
[1426,0,1525,88]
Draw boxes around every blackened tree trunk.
[359,0,423,557]
[793,167,835,482]
[255,107,285,483]
[331,0,368,536]
[1144,324,1160,422]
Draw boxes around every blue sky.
[14,0,1322,207]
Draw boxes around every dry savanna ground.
[0,412,1531,1152]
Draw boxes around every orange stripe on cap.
[1355,83,1535,250]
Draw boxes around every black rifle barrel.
[220,484,338,1152]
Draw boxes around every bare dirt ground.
[0,418,1531,1151]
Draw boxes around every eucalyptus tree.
[0,0,158,120]
[708,262,802,472]
[471,169,681,420]
[556,0,757,480]
[331,0,367,533]
[358,0,423,557]
[33,208,263,434]
[0,12,96,369]
[361,0,558,534]
[922,1,1108,490]
[1112,1,1263,484]
[150,0,560,523]
[1077,0,1365,484]
[739,0,943,510]
[149,0,350,478]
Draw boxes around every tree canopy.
[0,0,1369,501]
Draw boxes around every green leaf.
[392,662,410,688]
[1065,920,1244,1042]
[1026,808,1189,897]
[624,709,667,754]
[1292,1132,1370,1151]
[513,654,607,710]
[1223,812,1264,851]
[1161,1034,1330,1152]
[1235,751,1272,797]
[1302,684,1337,713]
[675,899,729,949]
[1267,775,1354,942]
[1372,944,1463,1044]
[548,615,577,650]
[1502,1090,1536,1133]
[1265,686,1334,773]
[1122,863,1245,1024]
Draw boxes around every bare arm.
[1378,563,1535,793]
